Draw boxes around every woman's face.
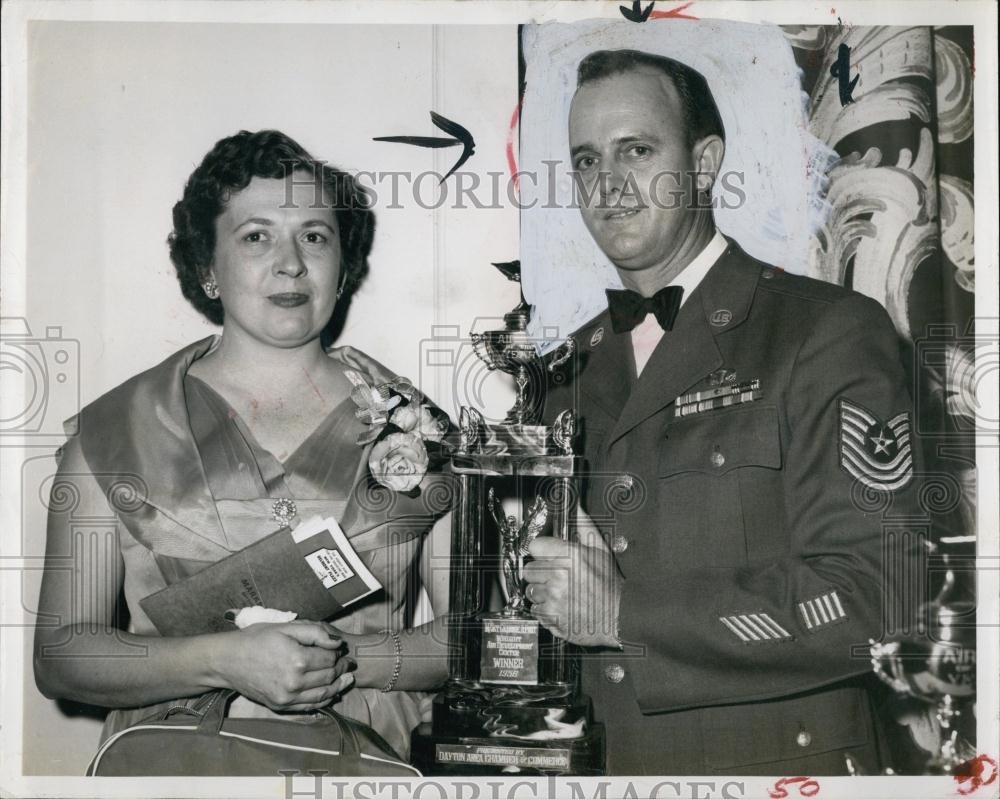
[209,174,342,349]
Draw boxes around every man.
[524,50,920,775]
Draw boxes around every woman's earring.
[336,287,344,300]
[203,280,219,299]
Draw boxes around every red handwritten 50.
[768,776,820,799]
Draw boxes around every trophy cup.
[867,540,977,774]
[410,263,605,775]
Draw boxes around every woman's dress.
[69,337,441,759]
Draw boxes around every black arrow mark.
[491,261,521,282]
[830,43,860,106]
[620,0,655,22]
[374,111,476,184]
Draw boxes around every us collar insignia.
[675,378,762,418]
[709,308,733,327]
[838,398,914,491]
[590,327,605,347]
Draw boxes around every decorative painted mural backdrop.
[788,24,976,772]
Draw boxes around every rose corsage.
[346,370,450,494]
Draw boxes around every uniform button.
[604,664,625,683]
[711,451,726,468]
[761,269,774,279]
[796,730,812,748]
[611,535,629,554]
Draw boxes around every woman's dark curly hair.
[168,129,375,325]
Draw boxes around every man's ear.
[692,135,725,195]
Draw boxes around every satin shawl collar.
[73,336,427,562]
[605,241,762,447]
[74,337,230,559]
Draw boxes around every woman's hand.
[215,620,354,712]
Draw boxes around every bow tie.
[606,286,684,334]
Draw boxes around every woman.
[33,130,450,762]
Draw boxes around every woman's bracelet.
[379,629,402,692]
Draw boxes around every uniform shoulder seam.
[756,282,842,305]
[754,265,862,304]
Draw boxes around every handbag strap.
[317,705,363,759]
[196,689,233,732]
[196,689,362,759]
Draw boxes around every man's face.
[569,67,702,273]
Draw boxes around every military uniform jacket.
[541,241,920,775]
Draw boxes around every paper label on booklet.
[480,617,540,685]
[436,744,571,770]
[304,548,354,588]
[139,515,383,637]
[292,515,382,605]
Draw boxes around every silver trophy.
[488,489,548,614]
[410,262,605,776]
[470,261,574,426]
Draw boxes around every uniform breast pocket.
[657,405,782,567]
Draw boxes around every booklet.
[140,516,382,636]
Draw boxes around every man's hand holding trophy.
[525,510,623,650]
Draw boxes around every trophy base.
[410,680,605,775]
[410,723,605,776]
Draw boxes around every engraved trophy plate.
[435,743,572,771]
[410,262,604,776]
[480,616,540,685]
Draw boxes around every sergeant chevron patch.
[798,590,847,631]
[719,612,793,644]
[838,399,914,491]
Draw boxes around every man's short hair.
[576,49,725,149]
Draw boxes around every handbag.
[87,689,422,777]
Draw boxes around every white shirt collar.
[670,230,729,307]
[627,231,730,377]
